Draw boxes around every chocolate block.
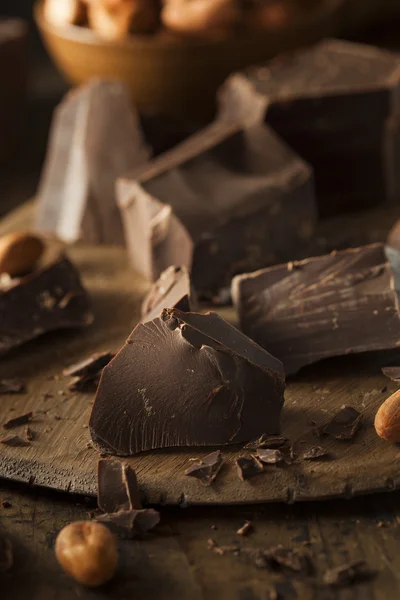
[0,19,28,164]
[117,181,193,282]
[141,266,194,322]
[233,244,400,374]
[90,309,285,456]
[118,119,316,296]
[244,39,400,215]
[0,255,92,356]
[36,80,150,244]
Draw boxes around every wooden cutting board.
[1,201,400,506]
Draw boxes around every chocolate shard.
[90,309,285,456]
[97,508,160,538]
[3,412,32,430]
[236,455,264,480]
[0,255,92,356]
[0,536,13,572]
[244,434,289,450]
[323,407,362,441]
[0,434,30,447]
[382,366,400,383]
[256,448,284,465]
[118,118,316,297]
[302,446,329,461]
[24,426,34,442]
[117,180,193,282]
[0,379,25,394]
[233,244,400,375]
[64,351,115,392]
[184,450,224,486]
[323,560,374,587]
[36,80,150,245]
[237,520,252,536]
[97,459,142,513]
[141,266,194,323]
[244,39,400,216]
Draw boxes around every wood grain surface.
[1,202,400,506]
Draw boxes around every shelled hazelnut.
[161,0,241,36]
[375,389,400,443]
[0,232,44,278]
[55,521,118,587]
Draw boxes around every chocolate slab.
[184,450,224,486]
[244,39,400,215]
[0,255,92,356]
[141,266,193,322]
[97,459,142,513]
[117,181,193,282]
[36,80,150,244]
[90,309,285,456]
[233,244,400,375]
[118,118,316,296]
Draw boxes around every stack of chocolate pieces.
[242,39,400,215]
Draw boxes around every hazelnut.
[55,521,118,587]
[375,389,400,442]
[0,232,44,277]
[161,0,240,37]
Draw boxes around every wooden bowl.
[35,0,344,121]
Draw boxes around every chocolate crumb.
[302,446,329,461]
[3,412,33,430]
[54,415,62,421]
[86,442,93,449]
[323,560,374,587]
[237,520,252,536]
[0,379,25,394]
[1,501,11,509]
[236,455,264,480]
[43,392,54,400]
[0,434,30,447]
[184,450,224,486]
[211,525,218,531]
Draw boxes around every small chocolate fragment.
[90,309,285,456]
[0,379,25,394]
[0,537,13,572]
[0,255,92,356]
[233,244,400,375]
[302,446,329,461]
[245,39,400,215]
[256,448,284,465]
[0,434,30,447]
[244,434,289,450]
[323,407,362,441]
[24,426,34,442]
[64,351,115,392]
[97,459,142,513]
[3,412,32,430]
[97,508,160,538]
[237,520,252,536]
[323,560,374,587]
[382,366,400,383]
[236,455,264,480]
[184,450,224,486]
[266,545,314,575]
[36,80,150,244]
[119,118,316,296]
[1,501,11,508]
[141,266,194,322]
[207,539,240,556]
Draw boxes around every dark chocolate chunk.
[256,448,284,465]
[0,434,30,447]
[382,366,400,383]
[244,434,289,450]
[323,407,362,441]
[36,80,150,245]
[3,412,32,430]
[64,351,114,392]
[302,446,329,461]
[117,180,193,282]
[0,536,13,572]
[237,520,252,536]
[0,379,25,394]
[97,459,142,513]
[0,255,92,356]
[233,244,400,375]
[323,560,374,587]
[236,455,264,480]
[97,508,160,538]
[141,266,194,322]
[118,119,316,296]
[184,450,224,486]
[90,309,285,456]
[245,39,400,216]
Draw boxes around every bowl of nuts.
[35,0,344,121]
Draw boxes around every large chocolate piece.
[117,181,193,282]
[0,255,92,356]
[233,244,400,375]
[118,119,316,296]
[36,80,150,244]
[90,309,285,456]
[141,266,193,322]
[244,39,400,215]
